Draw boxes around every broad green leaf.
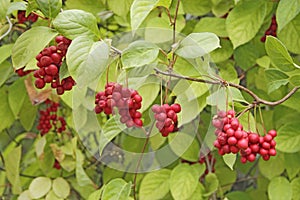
[170,164,199,200]
[210,39,233,63]
[53,9,100,40]
[189,183,205,200]
[17,190,32,200]
[8,79,26,118]
[52,177,70,199]
[139,169,171,200]
[12,26,58,69]
[223,153,236,170]
[265,69,289,93]
[65,0,105,16]
[45,190,63,200]
[215,167,237,192]
[259,155,285,180]
[99,116,125,155]
[0,43,13,64]
[0,87,15,132]
[194,17,228,37]
[29,177,52,199]
[203,173,219,197]
[19,97,37,131]
[101,178,132,200]
[75,149,93,186]
[121,40,159,69]
[181,0,211,16]
[265,36,296,72]
[6,2,27,15]
[107,0,132,17]
[268,177,292,200]
[130,0,158,32]
[212,0,234,17]
[66,36,109,85]
[4,146,22,194]
[289,75,300,86]
[276,0,300,32]
[277,123,300,153]
[0,61,12,87]
[136,81,160,112]
[0,0,10,21]
[278,13,300,54]
[226,191,252,200]
[156,0,172,8]
[88,187,104,200]
[284,153,300,180]
[291,178,300,200]
[175,32,220,59]
[168,132,200,162]
[256,56,271,69]
[226,0,267,48]
[36,0,62,18]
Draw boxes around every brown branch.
[173,0,181,44]
[154,68,300,107]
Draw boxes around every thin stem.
[172,0,181,44]
[0,16,13,41]
[0,151,5,166]
[258,106,267,135]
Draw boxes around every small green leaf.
[277,123,300,153]
[156,0,172,8]
[265,36,295,72]
[101,178,132,200]
[226,191,252,200]
[175,32,220,59]
[256,56,271,69]
[36,0,62,18]
[52,177,70,199]
[210,39,233,63]
[4,146,22,194]
[75,149,93,186]
[53,9,100,40]
[189,183,205,200]
[276,0,300,32]
[121,40,159,69]
[88,187,104,200]
[0,61,13,88]
[181,0,211,16]
[66,36,109,85]
[17,190,32,200]
[8,79,27,118]
[203,173,219,197]
[194,17,227,37]
[12,26,58,69]
[130,0,158,32]
[0,0,10,21]
[291,177,300,200]
[6,2,27,15]
[265,69,289,93]
[19,97,37,131]
[223,153,236,170]
[139,169,171,200]
[45,190,63,200]
[0,87,15,132]
[259,155,285,179]
[29,177,52,199]
[289,74,300,86]
[268,177,292,200]
[170,164,199,200]
[35,136,46,158]
[0,43,13,64]
[226,0,267,48]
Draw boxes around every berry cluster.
[34,36,75,95]
[37,99,66,135]
[94,82,143,128]
[199,152,216,177]
[53,159,61,170]
[17,10,38,24]
[213,110,277,163]
[261,15,277,42]
[15,67,34,77]
[151,103,181,137]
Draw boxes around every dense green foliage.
[1,0,300,199]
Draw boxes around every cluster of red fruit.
[94,82,143,128]
[151,103,181,137]
[34,36,75,95]
[15,67,34,77]
[37,99,66,135]
[213,110,277,163]
[17,10,38,24]
[261,15,277,42]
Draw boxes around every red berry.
[268,130,277,138]
[35,78,45,89]
[40,56,53,67]
[249,133,259,143]
[171,103,181,113]
[227,137,237,145]
[269,148,276,156]
[237,139,248,149]
[264,134,273,142]
[247,154,256,162]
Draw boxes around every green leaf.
[75,149,93,186]
[268,177,292,200]
[203,173,219,197]
[226,0,267,48]
[289,74,300,86]
[278,13,300,54]
[53,9,100,40]
[8,79,26,118]
[52,177,70,199]
[107,0,132,17]
[121,40,159,69]
[175,32,220,59]
[170,164,199,200]
[64,0,105,16]
[0,88,15,132]
[101,178,132,200]
[210,39,233,63]
[223,153,236,170]
[45,190,63,200]
[284,153,300,180]
[215,167,236,192]
[181,0,211,16]
[6,2,27,15]
[194,17,228,37]
[156,0,172,8]
[88,187,104,200]
[66,36,109,85]
[18,190,32,200]
[139,169,171,200]
[168,132,200,162]
[0,61,13,87]
[256,56,271,69]
[265,69,289,93]
[277,123,300,153]
[35,136,46,158]
[0,0,10,21]
[258,155,285,179]
[226,191,252,200]
[0,43,13,64]
[276,0,300,32]
[19,96,37,131]
[12,26,58,70]
[291,178,300,200]
[265,36,296,72]
[130,0,158,32]
[189,183,205,200]
[4,146,22,194]
[29,177,52,199]
[36,0,62,18]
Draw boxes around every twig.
[172,0,181,44]
[0,16,13,41]
[154,68,300,106]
